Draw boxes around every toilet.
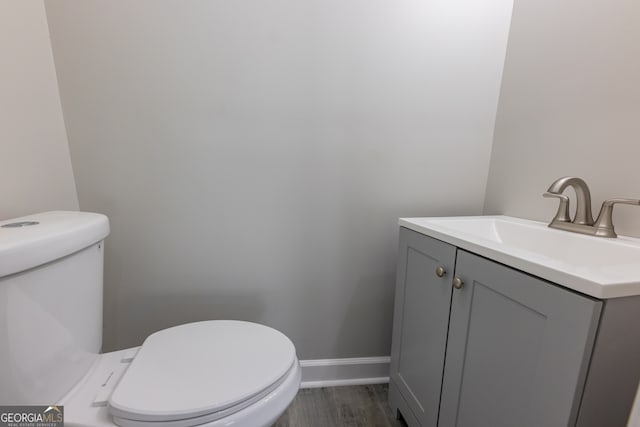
[0,211,301,427]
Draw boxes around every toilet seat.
[111,369,289,427]
[108,320,297,427]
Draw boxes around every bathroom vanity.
[388,216,640,427]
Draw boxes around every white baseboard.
[299,356,390,389]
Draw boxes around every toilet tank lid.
[0,211,110,278]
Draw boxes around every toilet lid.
[108,320,296,423]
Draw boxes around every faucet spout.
[546,176,594,225]
[544,177,640,238]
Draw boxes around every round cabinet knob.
[435,266,446,278]
[452,277,464,289]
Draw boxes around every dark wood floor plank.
[274,384,407,427]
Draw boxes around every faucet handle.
[543,192,571,223]
[594,198,640,238]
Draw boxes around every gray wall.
[484,0,640,237]
[45,0,513,357]
[0,1,78,220]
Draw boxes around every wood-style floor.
[274,384,407,427]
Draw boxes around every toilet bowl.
[0,212,301,426]
[62,321,301,427]
[60,320,300,427]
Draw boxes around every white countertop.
[399,215,640,299]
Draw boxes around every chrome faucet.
[543,176,640,238]
[544,177,594,225]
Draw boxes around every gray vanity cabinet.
[389,227,603,427]
[439,249,601,427]
[389,227,457,427]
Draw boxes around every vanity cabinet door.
[390,228,456,427]
[439,250,602,427]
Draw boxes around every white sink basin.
[399,215,640,299]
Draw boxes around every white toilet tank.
[0,211,110,405]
